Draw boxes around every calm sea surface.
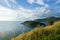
[0,21,34,40]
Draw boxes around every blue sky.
[0,0,60,21]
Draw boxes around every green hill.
[22,17,60,27]
[11,21,60,40]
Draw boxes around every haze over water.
[0,21,34,40]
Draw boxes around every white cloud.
[0,4,48,21]
[0,5,34,21]
[36,0,44,5]
[0,0,10,7]
[0,5,17,21]
[0,0,48,21]
[27,0,44,5]
[27,0,34,4]
[0,0,17,8]
[16,6,47,21]
[0,5,36,21]
[45,9,51,14]
[56,0,60,4]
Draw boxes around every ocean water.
[0,21,34,40]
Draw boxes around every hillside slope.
[11,21,60,40]
[22,17,60,27]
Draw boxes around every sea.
[0,21,34,40]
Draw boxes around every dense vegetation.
[22,17,60,27]
[11,21,60,40]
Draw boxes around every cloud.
[16,0,60,20]
[9,0,16,4]
[36,0,44,5]
[16,6,47,21]
[0,0,48,22]
[0,5,17,21]
[0,0,11,7]
[0,0,17,9]
[27,0,34,4]
[56,0,60,4]
[0,0,60,21]
[27,0,44,5]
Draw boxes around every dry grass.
[11,21,60,40]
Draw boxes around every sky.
[0,0,60,21]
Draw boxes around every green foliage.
[11,21,60,40]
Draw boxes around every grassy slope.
[11,21,60,40]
